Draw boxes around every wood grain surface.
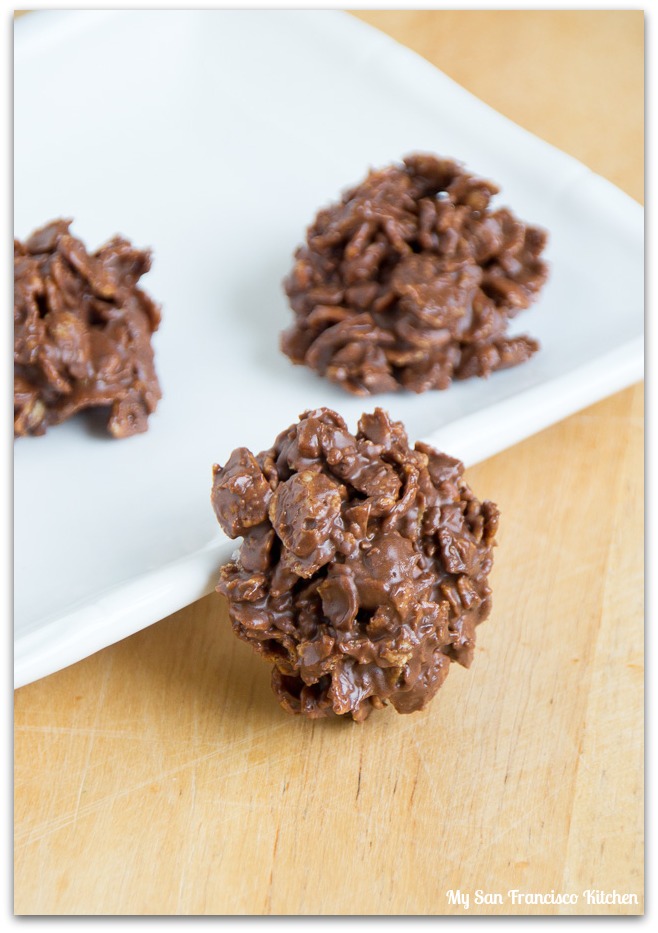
[14,10,644,916]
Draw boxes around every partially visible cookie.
[14,219,162,438]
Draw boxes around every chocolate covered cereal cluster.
[212,407,499,721]
[14,219,161,438]
[282,154,548,394]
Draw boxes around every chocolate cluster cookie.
[212,407,499,721]
[14,219,162,438]
[282,153,548,395]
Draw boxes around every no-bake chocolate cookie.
[282,153,548,395]
[14,219,162,438]
[212,407,499,721]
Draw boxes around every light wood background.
[14,10,644,916]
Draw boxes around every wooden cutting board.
[14,10,644,916]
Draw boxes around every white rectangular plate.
[14,10,643,688]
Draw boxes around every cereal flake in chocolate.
[212,407,499,722]
[282,153,548,395]
[14,219,162,438]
